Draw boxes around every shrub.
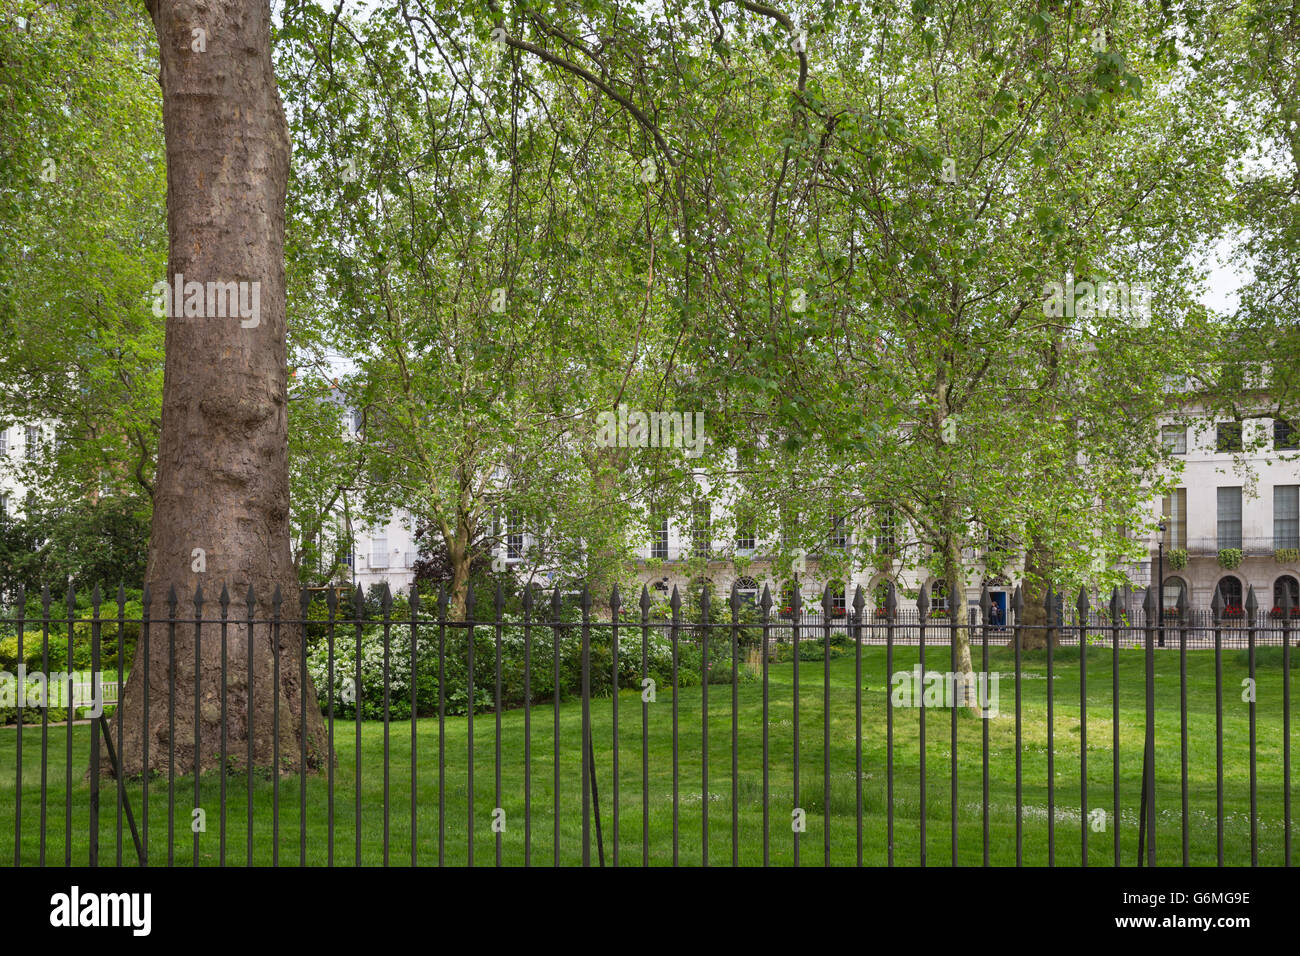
[1276,548,1299,564]
[1217,548,1244,570]
[1168,548,1188,570]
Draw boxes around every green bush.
[305,619,717,719]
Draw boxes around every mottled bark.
[110,0,327,775]
[1019,538,1057,651]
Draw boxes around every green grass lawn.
[0,645,1294,866]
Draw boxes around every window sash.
[1217,487,1242,550]
[1161,426,1187,455]
[1163,489,1187,550]
[1275,486,1299,550]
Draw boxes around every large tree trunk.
[1018,537,1057,651]
[111,0,327,775]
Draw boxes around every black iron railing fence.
[0,577,1294,867]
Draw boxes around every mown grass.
[0,643,1294,866]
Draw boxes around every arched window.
[828,581,846,617]
[1273,575,1299,618]
[1216,576,1244,618]
[734,576,759,606]
[1162,576,1187,615]
[929,580,949,618]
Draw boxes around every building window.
[829,581,846,616]
[652,517,668,560]
[0,429,7,454]
[829,512,848,549]
[735,515,756,552]
[0,495,7,517]
[875,505,899,555]
[506,508,523,560]
[370,534,389,568]
[1216,575,1243,614]
[691,501,711,558]
[929,581,949,617]
[1162,575,1187,613]
[1273,576,1299,615]
[24,425,39,459]
[734,576,759,606]
[1162,488,1187,550]
[1217,487,1242,550]
[1275,486,1299,550]
[1161,425,1187,455]
[1276,419,1297,451]
[1216,421,1243,453]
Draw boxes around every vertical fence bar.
[353,584,364,867]
[581,587,592,867]
[641,586,650,867]
[301,589,310,868]
[466,582,475,868]
[552,587,560,867]
[166,585,177,867]
[40,586,49,867]
[1045,586,1055,867]
[193,584,203,867]
[272,586,282,867]
[1283,587,1293,867]
[950,600,958,868]
[65,585,75,866]
[246,585,256,866]
[13,586,23,867]
[1247,586,1258,866]
[611,586,621,868]
[1212,585,1224,865]
[1077,587,1089,868]
[411,588,420,868]
[761,586,772,867]
[438,585,448,866]
[117,585,126,868]
[853,587,864,868]
[1110,587,1121,868]
[142,585,151,866]
[730,584,740,867]
[980,588,991,867]
[700,587,709,867]
[792,587,802,868]
[917,583,928,868]
[1178,583,1189,867]
[1279,587,1289,868]
[90,586,102,867]
[822,586,832,868]
[671,586,680,867]
[523,587,533,867]
[381,584,392,867]
[1012,585,1023,867]
[220,586,229,867]
[325,586,337,868]
[495,583,504,868]
[886,583,896,867]
[1139,585,1157,866]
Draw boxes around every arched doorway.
[1216,575,1244,621]
[1273,575,1299,618]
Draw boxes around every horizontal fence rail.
[0,579,1294,866]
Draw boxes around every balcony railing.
[1167,537,1300,558]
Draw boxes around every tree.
[112,0,327,775]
